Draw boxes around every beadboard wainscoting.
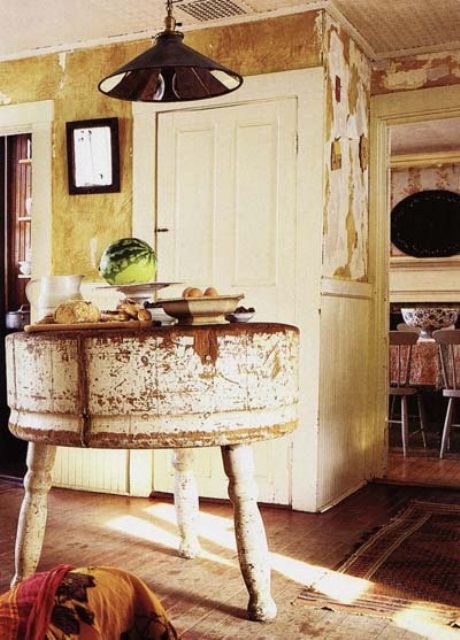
[316,278,375,510]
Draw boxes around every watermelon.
[99,237,157,285]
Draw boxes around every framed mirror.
[66,117,120,195]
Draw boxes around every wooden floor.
[386,449,460,487]
[1,477,459,639]
[386,416,460,488]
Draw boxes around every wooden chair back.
[433,329,460,393]
[389,330,418,388]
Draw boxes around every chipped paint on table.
[6,323,299,448]
[6,322,299,622]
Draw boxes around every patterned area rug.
[298,500,460,626]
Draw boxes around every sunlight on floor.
[278,560,370,604]
[393,606,460,639]
[107,514,181,549]
[145,502,237,549]
[106,501,371,602]
[105,501,459,636]
[106,503,236,568]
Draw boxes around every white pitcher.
[26,275,84,319]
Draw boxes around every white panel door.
[153,98,298,504]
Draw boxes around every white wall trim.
[0,100,54,280]
[321,277,372,299]
[0,100,53,128]
[391,149,460,169]
[391,288,460,301]
[390,256,460,270]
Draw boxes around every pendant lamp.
[98,0,243,102]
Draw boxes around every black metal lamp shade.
[98,28,243,103]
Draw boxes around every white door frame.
[132,68,325,511]
[0,101,54,281]
[370,84,460,477]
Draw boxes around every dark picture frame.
[66,117,120,195]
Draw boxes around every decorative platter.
[391,189,460,258]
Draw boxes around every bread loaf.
[53,300,101,324]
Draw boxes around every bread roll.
[37,314,54,325]
[116,299,141,318]
[100,310,131,322]
[185,287,202,298]
[53,300,101,324]
[137,308,152,322]
[204,287,218,297]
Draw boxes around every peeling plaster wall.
[0,13,322,280]
[322,15,371,281]
[372,51,460,95]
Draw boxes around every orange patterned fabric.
[390,338,441,387]
[0,565,179,640]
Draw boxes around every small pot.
[5,304,30,330]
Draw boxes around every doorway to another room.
[0,133,32,479]
[371,85,460,489]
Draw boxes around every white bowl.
[401,307,459,338]
[159,294,244,325]
[226,312,254,323]
[149,306,176,325]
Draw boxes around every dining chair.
[389,331,427,456]
[432,329,460,458]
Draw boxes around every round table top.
[6,322,299,449]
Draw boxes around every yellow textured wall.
[0,12,322,279]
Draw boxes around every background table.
[6,322,299,621]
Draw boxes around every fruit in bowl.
[182,286,219,298]
[159,293,244,325]
[226,306,256,323]
[401,307,459,338]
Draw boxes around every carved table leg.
[172,448,201,558]
[11,442,57,587]
[221,443,277,622]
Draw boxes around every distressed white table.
[6,322,299,621]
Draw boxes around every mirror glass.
[66,118,120,195]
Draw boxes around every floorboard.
[1,478,459,638]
